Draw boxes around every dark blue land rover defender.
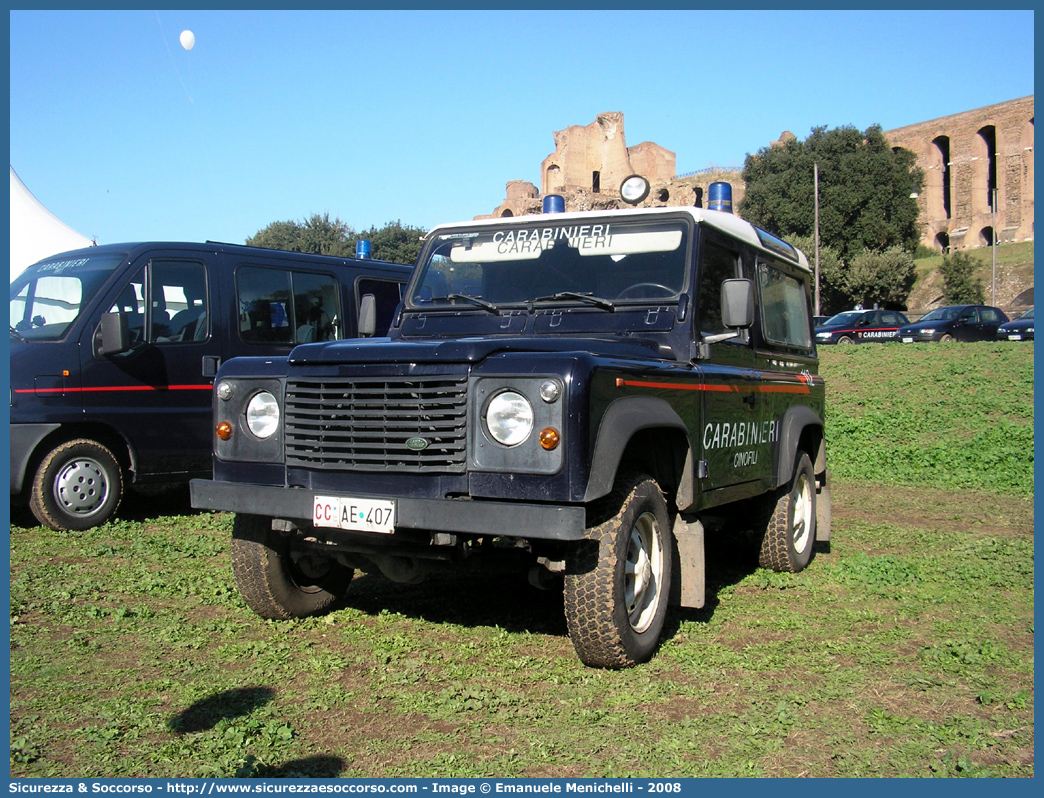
[191,183,831,668]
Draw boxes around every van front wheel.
[29,439,123,531]
[231,514,352,619]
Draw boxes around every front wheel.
[940,333,955,343]
[758,452,817,572]
[230,514,353,619]
[29,439,123,531]
[837,335,855,345]
[564,473,673,668]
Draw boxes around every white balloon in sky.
[180,30,195,51]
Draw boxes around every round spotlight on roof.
[619,174,651,205]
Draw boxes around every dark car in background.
[898,304,1009,343]
[996,307,1034,341]
[814,308,910,345]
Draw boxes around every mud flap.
[670,515,705,609]
[816,469,832,542]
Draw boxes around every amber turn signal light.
[539,428,560,450]
[216,420,233,441]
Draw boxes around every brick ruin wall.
[481,99,1034,257]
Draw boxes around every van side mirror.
[96,311,130,356]
[359,294,377,337]
[721,278,754,329]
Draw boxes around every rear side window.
[358,278,405,336]
[237,266,340,344]
[757,261,812,350]
[981,307,1000,323]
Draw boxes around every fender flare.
[773,404,825,488]
[582,396,692,504]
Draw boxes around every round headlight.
[485,391,534,446]
[216,381,234,401]
[539,380,561,403]
[619,174,651,205]
[246,391,280,439]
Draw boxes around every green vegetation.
[9,345,1033,778]
[910,241,1034,311]
[939,251,986,305]
[246,215,426,266]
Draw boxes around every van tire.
[564,472,673,669]
[758,452,816,572]
[29,439,123,531]
[231,514,352,619]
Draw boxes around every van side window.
[358,278,405,336]
[698,240,741,338]
[757,261,812,350]
[152,260,208,343]
[237,266,340,344]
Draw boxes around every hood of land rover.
[287,335,673,365]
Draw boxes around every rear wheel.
[231,514,353,619]
[758,452,816,573]
[564,473,673,668]
[29,439,123,531]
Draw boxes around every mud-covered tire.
[758,452,816,573]
[230,514,353,619]
[837,335,855,345]
[29,439,123,531]
[564,473,673,669]
[940,333,955,343]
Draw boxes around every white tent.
[10,165,94,282]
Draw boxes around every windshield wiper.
[427,294,501,315]
[530,292,616,311]
[10,326,26,342]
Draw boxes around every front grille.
[284,375,468,473]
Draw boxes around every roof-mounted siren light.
[619,174,651,205]
[542,195,565,214]
[356,239,372,259]
[708,182,733,214]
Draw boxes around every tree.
[740,125,924,263]
[246,213,354,257]
[348,221,427,266]
[939,250,985,305]
[845,247,916,309]
[247,217,427,265]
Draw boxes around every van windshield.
[10,252,126,341]
[409,218,690,312]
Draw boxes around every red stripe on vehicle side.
[14,384,213,394]
[616,378,813,394]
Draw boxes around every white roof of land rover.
[428,206,810,272]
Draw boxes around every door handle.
[202,356,221,378]
[743,392,756,407]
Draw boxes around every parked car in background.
[996,307,1034,341]
[814,308,910,345]
[898,304,1009,343]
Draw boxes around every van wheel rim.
[625,512,663,633]
[54,458,110,516]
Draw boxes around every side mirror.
[95,311,130,356]
[359,294,377,337]
[721,278,754,329]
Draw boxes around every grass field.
[8,342,1034,778]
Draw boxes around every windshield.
[10,252,126,341]
[823,311,863,327]
[919,306,962,322]
[409,218,689,310]
[1019,307,1034,319]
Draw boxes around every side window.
[981,307,999,323]
[237,266,341,344]
[151,260,208,343]
[881,311,898,325]
[959,307,979,322]
[237,266,293,344]
[293,272,340,342]
[107,268,146,346]
[358,278,405,336]
[757,261,812,350]
[698,240,741,338]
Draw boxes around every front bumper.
[899,332,941,343]
[189,479,588,541]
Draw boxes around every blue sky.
[9,9,1035,248]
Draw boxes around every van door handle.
[743,392,756,407]
[202,356,221,378]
